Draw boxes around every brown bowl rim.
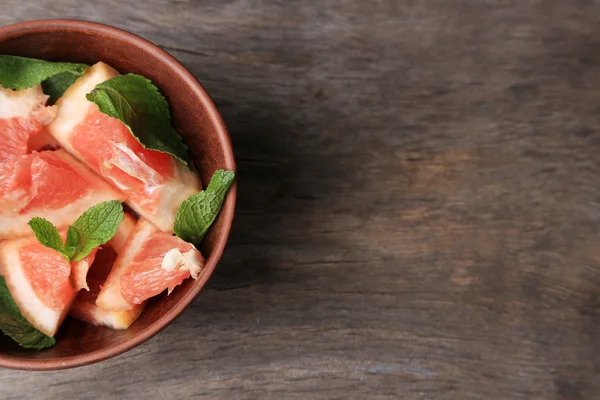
[0,19,236,370]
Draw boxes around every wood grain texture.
[1,0,600,398]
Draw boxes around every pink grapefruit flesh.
[120,232,199,305]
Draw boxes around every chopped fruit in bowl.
[0,48,235,360]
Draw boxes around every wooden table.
[2,1,600,398]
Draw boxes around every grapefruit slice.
[0,149,126,239]
[47,62,202,233]
[0,85,59,214]
[96,218,204,311]
[0,234,97,337]
[69,213,145,329]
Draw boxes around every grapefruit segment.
[96,218,204,311]
[0,235,96,337]
[0,149,125,239]
[47,62,201,233]
[69,214,145,329]
[0,85,69,219]
[95,219,156,311]
[121,235,202,304]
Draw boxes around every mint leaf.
[207,170,236,197]
[41,70,85,103]
[64,226,80,259]
[0,55,87,92]
[0,277,55,349]
[86,74,191,166]
[28,202,123,262]
[27,217,68,259]
[174,170,235,245]
[70,200,124,261]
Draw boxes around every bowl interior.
[0,20,235,369]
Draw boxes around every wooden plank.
[2,0,600,398]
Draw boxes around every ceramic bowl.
[0,19,236,370]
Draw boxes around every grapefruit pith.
[47,62,201,233]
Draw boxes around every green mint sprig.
[28,200,124,262]
[174,170,235,245]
